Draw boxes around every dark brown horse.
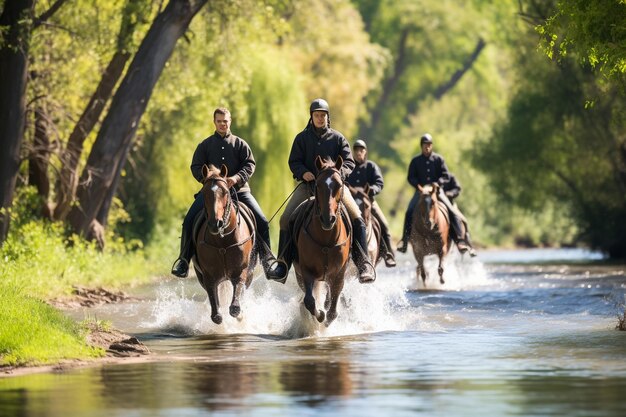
[192,164,256,324]
[294,156,351,325]
[350,185,382,266]
[410,183,451,286]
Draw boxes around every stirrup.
[266,260,288,284]
[171,258,189,278]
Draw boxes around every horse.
[293,156,351,325]
[350,184,382,266]
[410,183,451,286]
[192,164,257,324]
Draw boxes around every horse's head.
[350,184,372,225]
[314,155,344,231]
[200,164,233,235]
[417,183,439,230]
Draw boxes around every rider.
[171,107,277,279]
[346,139,397,268]
[397,133,476,256]
[266,98,376,284]
[443,173,477,257]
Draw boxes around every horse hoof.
[211,314,223,324]
[317,311,325,323]
[229,305,241,318]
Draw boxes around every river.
[1,248,625,416]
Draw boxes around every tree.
[67,0,208,245]
[54,0,152,221]
[0,0,68,245]
[537,0,626,87]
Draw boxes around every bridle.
[313,166,345,221]
[203,176,234,237]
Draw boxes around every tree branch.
[34,0,69,28]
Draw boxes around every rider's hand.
[226,175,239,188]
[302,172,315,182]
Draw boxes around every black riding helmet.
[310,98,330,114]
[420,133,433,144]
[309,98,331,128]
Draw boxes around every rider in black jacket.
[171,107,277,278]
[397,133,476,256]
[266,98,376,284]
[346,139,396,267]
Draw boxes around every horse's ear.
[432,183,440,193]
[220,164,228,178]
[315,155,323,172]
[202,164,210,179]
[417,184,423,193]
[335,155,343,171]
[364,184,371,196]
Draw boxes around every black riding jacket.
[190,131,255,192]
[407,152,450,188]
[288,124,355,181]
[346,159,384,197]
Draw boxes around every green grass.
[0,282,105,366]
[0,187,170,367]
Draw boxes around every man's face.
[421,142,433,157]
[354,147,367,164]
[311,111,328,129]
[214,112,231,136]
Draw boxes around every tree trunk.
[55,0,151,221]
[0,0,35,244]
[68,0,208,241]
[54,51,131,221]
[28,102,53,219]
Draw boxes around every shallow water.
[1,248,626,417]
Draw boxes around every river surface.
[1,248,626,416]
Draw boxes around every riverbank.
[1,287,151,378]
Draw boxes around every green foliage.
[1,187,159,299]
[537,0,626,83]
[473,16,626,255]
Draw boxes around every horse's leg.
[208,283,222,324]
[229,277,245,318]
[323,282,331,311]
[325,275,345,326]
[418,254,427,286]
[303,279,325,323]
[437,254,445,285]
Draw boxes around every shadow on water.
[2,248,626,417]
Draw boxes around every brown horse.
[350,185,382,266]
[293,156,351,325]
[410,183,451,286]
[192,164,256,324]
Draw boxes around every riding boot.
[352,218,376,283]
[465,230,477,257]
[450,214,470,254]
[380,226,397,267]
[171,226,192,278]
[257,235,279,278]
[397,214,411,253]
[266,230,292,284]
